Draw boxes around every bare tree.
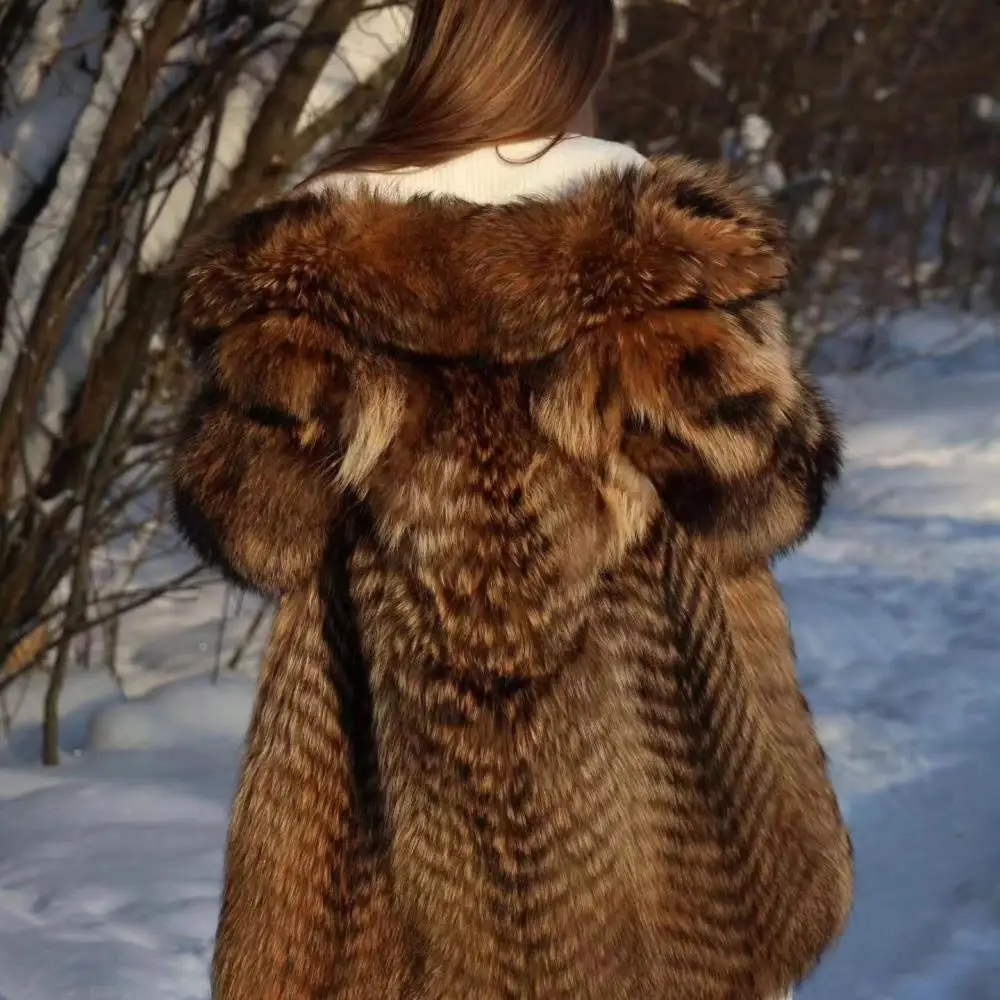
[603,0,1000,354]
[0,0,409,762]
[4,0,996,761]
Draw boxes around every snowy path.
[794,332,1000,1000]
[0,679,252,1000]
[1,314,999,999]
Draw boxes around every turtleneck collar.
[303,135,648,206]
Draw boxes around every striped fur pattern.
[171,156,853,1000]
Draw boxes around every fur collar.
[180,156,788,364]
[175,155,835,596]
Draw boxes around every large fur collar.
[180,156,788,362]
[176,156,835,596]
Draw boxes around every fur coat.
[171,155,854,1000]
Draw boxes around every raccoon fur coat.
[171,154,854,1000]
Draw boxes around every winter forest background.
[1,2,1000,998]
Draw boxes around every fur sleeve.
[170,311,349,595]
[656,519,853,996]
[619,296,843,571]
[519,160,843,571]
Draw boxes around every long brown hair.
[305,0,616,179]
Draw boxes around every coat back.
[171,157,853,1000]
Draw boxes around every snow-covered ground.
[1,310,998,1000]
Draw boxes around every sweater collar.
[303,135,648,206]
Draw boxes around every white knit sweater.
[305,135,648,204]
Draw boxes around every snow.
[2,0,158,345]
[0,0,111,233]
[2,309,1000,998]
[297,6,410,138]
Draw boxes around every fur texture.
[171,155,853,1000]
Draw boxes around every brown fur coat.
[171,156,853,1000]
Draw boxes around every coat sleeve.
[170,310,350,595]
[606,226,853,990]
[656,515,853,998]
[167,251,391,993]
[620,295,843,572]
